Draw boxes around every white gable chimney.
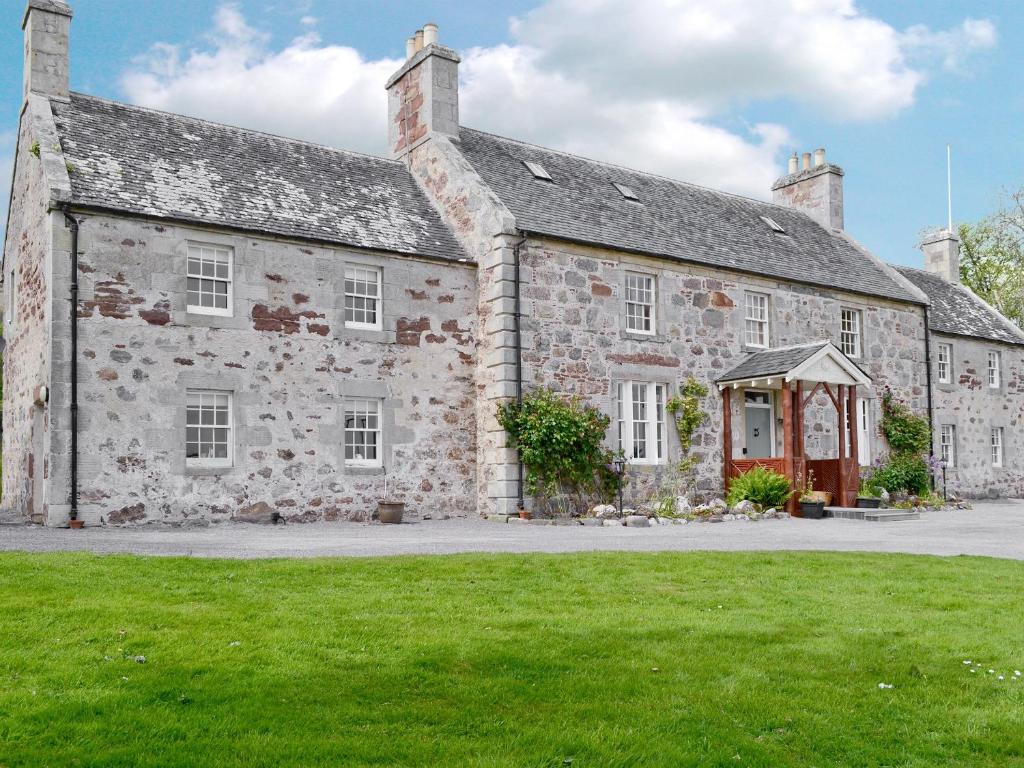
[385,24,460,158]
[23,0,73,103]
[921,229,960,284]
[771,148,844,231]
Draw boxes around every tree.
[958,187,1024,328]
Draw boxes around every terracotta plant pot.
[68,519,84,529]
[799,500,825,519]
[518,509,532,520]
[377,501,405,524]
[805,491,832,505]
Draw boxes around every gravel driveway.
[2,499,1023,560]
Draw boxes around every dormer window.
[612,182,639,201]
[523,160,552,181]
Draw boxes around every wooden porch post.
[722,386,732,495]
[848,385,858,468]
[794,380,804,459]
[837,384,846,507]
[782,380,795,514]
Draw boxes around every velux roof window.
[612,182,639,201]
[759,215,786,234]
[522,160,552,181]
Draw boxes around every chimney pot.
[414,29,424,52]
[813,148,826,168]
[787,153,798,175]
[801,152,811,171]
[422,23,438,47]
[405,36,416,59]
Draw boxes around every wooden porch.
[719,342,871,515]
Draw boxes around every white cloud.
[902,18,997,74]
[119,1,997,200]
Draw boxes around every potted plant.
[376,467,405,524]
[798,470,825,519]
[856,466,882,509]
[518,508,533,520]
[69,517,84,530]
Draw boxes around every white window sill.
[345,322,382,332]
[187,306,233,317]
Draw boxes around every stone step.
[864,510,921,522]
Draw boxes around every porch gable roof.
[716,341,871,388]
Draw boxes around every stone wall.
[1,114,53,522]
[516,238,928,505]
[931,332,1024,498]
[67,213,478,525]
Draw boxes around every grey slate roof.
[455,128,923,304]
[717,342,829,383]
[51,94,465,261]
[894,267,1024,346]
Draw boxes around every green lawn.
[1,551,1023,767]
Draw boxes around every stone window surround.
[616,380,668,465]
[619,267,669,342]
[991,426,1005,468]
[609,368,678,468]
[334,379,412,478]
[987,350,1002,390]
[173,371,247,477]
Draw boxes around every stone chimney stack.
[385,23,460,158]
[771,147,844,231]
[23,0,73,104]
[921,229,961,284]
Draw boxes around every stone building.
[3,4,1022,526]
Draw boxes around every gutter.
[61,206,79,521]
[923,304,936,491]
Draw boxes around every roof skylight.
[759,215,786,234]
[612,182,639,201]
[523,160,552,181]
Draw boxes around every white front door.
[857,399,871,466]
[744,390,775,458]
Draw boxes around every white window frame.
[4,267,14,325]
[624,272,656,335]
[936,343,951,384]
[616,381,667,465]
[987,350,1001,389]
[744,291,770,348]
[344,398,383,468]
[991,427,1004,468]
[186,243,233,317]
[839,308,862,358]
[344,264,383,331]
[185,390,233,468]
[940,424,956,468]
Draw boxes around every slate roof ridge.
[459,125,805,217]
[67,91,402,167]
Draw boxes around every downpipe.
[61,206,79,522]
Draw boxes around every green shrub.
[726,466,794,509]
[497,388,617,513]
[867,453,930,495]
[880,388,930,454]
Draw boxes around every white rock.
[602,519,623,527]
[723,513,736,521]
[624,515,650,528]
[731,499,757,516]
[592,504,619,520]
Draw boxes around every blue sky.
[2,0,1022,268]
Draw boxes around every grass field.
[1,551,1023,767]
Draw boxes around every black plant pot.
[799,500,825,519]
[855,497,881,509]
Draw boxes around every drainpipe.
[61,206,79,522]
[513,236,526,512]
[923,304,935,491]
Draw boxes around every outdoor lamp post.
[612,456,626,513]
